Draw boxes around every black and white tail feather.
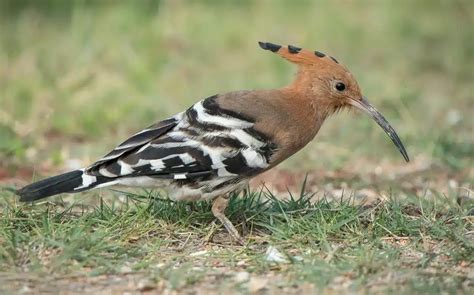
[17,169,109,202]
[17,94,276,202]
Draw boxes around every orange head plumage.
[258,41,409,162]
[259,41,362,112]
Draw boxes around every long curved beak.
[348,97,409,162]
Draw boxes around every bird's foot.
[211,196,245,245]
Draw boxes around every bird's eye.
[335,82,346,91]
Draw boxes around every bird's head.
[259,41,409,162]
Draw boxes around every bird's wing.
[86,116,180,174]
[86,94,277,181]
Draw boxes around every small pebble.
[189,250,208,256]
[265,246,290,264]
[234,271,250,283]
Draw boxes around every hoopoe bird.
[17,42,409,244]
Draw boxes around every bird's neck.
[246,87,332,167]
[270,86,331,156]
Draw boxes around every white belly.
[101,176,248,202]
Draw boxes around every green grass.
[0,188,472,293]
[0,0,473,293]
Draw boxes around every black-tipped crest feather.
[258,41,281,52]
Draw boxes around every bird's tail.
[17,169,112,202]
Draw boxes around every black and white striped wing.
[85,95,276,184]
[87,117,179,171]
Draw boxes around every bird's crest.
[258,41,340,67]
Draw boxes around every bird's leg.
[211,195,244,245]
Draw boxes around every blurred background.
[0,0,472,194]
